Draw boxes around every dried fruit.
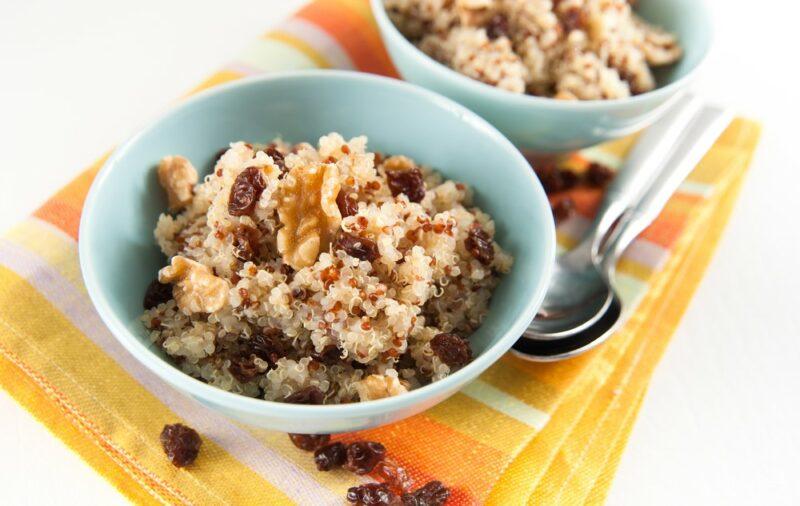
[465,226,494,265]
[355,374,409,401]
[229,166,266,217]
[250,329,286,366]
[586,162,614,187]
[157,155,198,211]
[335,231,379,262]
[312,344,343,365]
[486,14,509,40]
[347,483,398,505]
[284,386,325,404]
[277,163,342,269]
[228,353,261,382]
[231,224,261,262]
[345,441,386,474]
[160,423,202,467]
[430,333,472,369]
[158,256,228,314]
[533,163,564,194]
[288,433,330,451]
[264,146,286,172]
[143,279,173,309]
[337,187,360,217]
[386,167,426,203]
[376,459,414,494]
[561,7,585,32]
[314,442,347,471]
[552,197,576,222]
[401,481,450,506]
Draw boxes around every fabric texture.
[0,0,761,504]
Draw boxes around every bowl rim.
[369,0,713,109]
[79,69,555,420]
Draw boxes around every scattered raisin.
[231,224,261,262]
[288,433,330,451]
[586,162,614,187]
[337,187,360,217]
[401,481,450,506]
[347,483,398,505]
[560,168,580,190]
[160,423,202,467]
[336,231,379,262]
[314,442,347,471]
[533,163,563,194]
[430,333,472,369]
[228,353,261,382]
[377,459,414,494]
[552,197,576,222]
[386,167,426,203]
[250,329,286,366]
[312,344,343,365]
[143,279,173,309]
[486,14,509,40]
[561,7,585,32]
[345,441,386,474]
[264,146,286,172]
[228,166,266,216]
[284,386,325,405]
[465,226,494,265]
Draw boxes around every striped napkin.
[0,0,761,504]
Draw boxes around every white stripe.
[460,379,550,430]
[580,148,624,169]
[679,180,714,197]
[280,18,356,70]
[620,239,668,270]
[0,239,340,505]
[235,39,320,73]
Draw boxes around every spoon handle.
[584,93,704,258]
[602,103,734,269]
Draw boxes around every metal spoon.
[513,102,733,361]
[525,93,704,340]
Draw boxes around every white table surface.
[1,0,798,504]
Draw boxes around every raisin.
[288,433,330,451]
[228,353,261,382]
[314,442,347,471]
[401,481,450,506]
[559,168,580,190]
[250,329,286,366]
[336,231,379,262]
[312,344,343,365]
[586,162,614,187]
[430,333,472,369]
[386,168,425,203]
[228,166,266,216]
[264,146,286,172]
[396,351,416,371]
[376,459,414,494]
[284,386,325,404]
[143,279,173,309]
[561,7,585,32]
[160,423,202,467]
[347,483,398,505]
[345,441,386,474]
[337,187,360,217]
[231,224,261,262]
[486,14,509,40]
[533,163,563,194]
[552,197,576,223]
[465,226,494,265]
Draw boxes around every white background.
[0,0,798,504]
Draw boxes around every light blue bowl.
[79,71,555,433]
[370,0,712,153]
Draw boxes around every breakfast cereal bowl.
[370,0,712,152]
[79,70,555,433]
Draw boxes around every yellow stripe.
[5,218,84,290]
[265,30,332,68]
[0,267,294,505]
[188,70,246,95]
[615,256,654,280]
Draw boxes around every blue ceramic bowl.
[370,0,712,152]
[79,71,555,433]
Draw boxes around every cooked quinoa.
[142,133,512,404]
[385,0,682,99]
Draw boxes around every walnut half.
[355,374,409,401]
[277,163,342,270]
[158,256,228,314]
[157,156,198,211]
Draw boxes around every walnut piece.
[158,256,228,314]
[355,374,409,401]
[157,156,198,211]
[277,163,342,270]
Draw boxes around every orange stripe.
[295,0,398,77]
[33,199,82,240]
